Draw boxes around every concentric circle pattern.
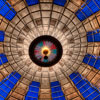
[0,0,100,100]
[29,35,63,67]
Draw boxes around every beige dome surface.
[0,0,100,100]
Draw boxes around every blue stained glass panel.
[69,72,100,100]
[51,81,60,87]
[73,76,82,84]
[82,54,90,64]
[0,71,21,99]
[51,81,66,99]
[0,0,5,9]
[53,0,66,6]
[88,56,96,66]
[26,0,39,6]
[83,54,100,70]
[31,81,40,87]
[94,59,100,70]
[0,4,10,16]
[53,96,66,100]
[29,86,39,92]
[0,96,4,100]
[82,6,92,17]
[0,0,16,21]
[11,71,21,80]
[26,91,39,98]
[75,10,86,21]
[0,31,5,42]
[25,96,38,100]
[79,84,91,93]
[87,29,100,42]
[76,0,100,21]
[94,33,100,42]
[0,54,8,65]
[5,9,16,21]
[94,95,100,100]
[52,91,64,98]
[87,0,99,13]
[51,86,62,92]
[95,0,100,7]
[25,81,40,100]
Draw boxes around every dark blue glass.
[94,33,100,42]
[0,96,4,100]
[83,53,100,70]
[0,71,21,98]
[51,81,60,87]
[69,72,78,79]
[87,0,99,13]
[83,55,90,64]
[26,91,39,98]
[76,10,86,21]
[25,81,40,99]
[12,71,21,80]
[95,0,100,7]
[52,91,64,98]
[31,81,40,87]
[53,96,66,100]
[0,4,10,16]
[86,91,99,100]
[51,81,66,99]
[82,6,92,17]
[88,57,96,66]
[53,0,66,6]
[51,86,62,93]
[79,84,90,93]
[0,54,8,65]
[75,0,100,21]
[73,76,82,84]
[5,9,16,21]
[9,76,17,84]
[87,29,100,42]
[0,84,11,93]
[29,86,39,92]
[94,59,100,70]
[25,96,38,100]
[76,80,86,89]
[0,31,5,42]
[87,35,94,42]
[0,89,7,98]
[69,72,100,100]
[93,95,100,100]
[26,0,39,6]
[0,0,16,21]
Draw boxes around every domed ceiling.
[0,0,100,100]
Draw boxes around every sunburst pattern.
[34,41,57,63]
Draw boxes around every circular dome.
[29,35,63,67]
[0,0,100,100]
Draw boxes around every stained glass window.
[69,72,100,100]
[0,31,5,42]
[51,81,66,100]
[0,0,16,21]
[76,0,100,21]
[0,71,21,99]
[26,0,39,6]
[53,0,66,6]
[0,54,8,65]
[25,81,40,100]
[87,29,100,42]
[83,54,100,70]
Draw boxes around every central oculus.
[29,35,63,67]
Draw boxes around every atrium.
[0,0,100,100]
